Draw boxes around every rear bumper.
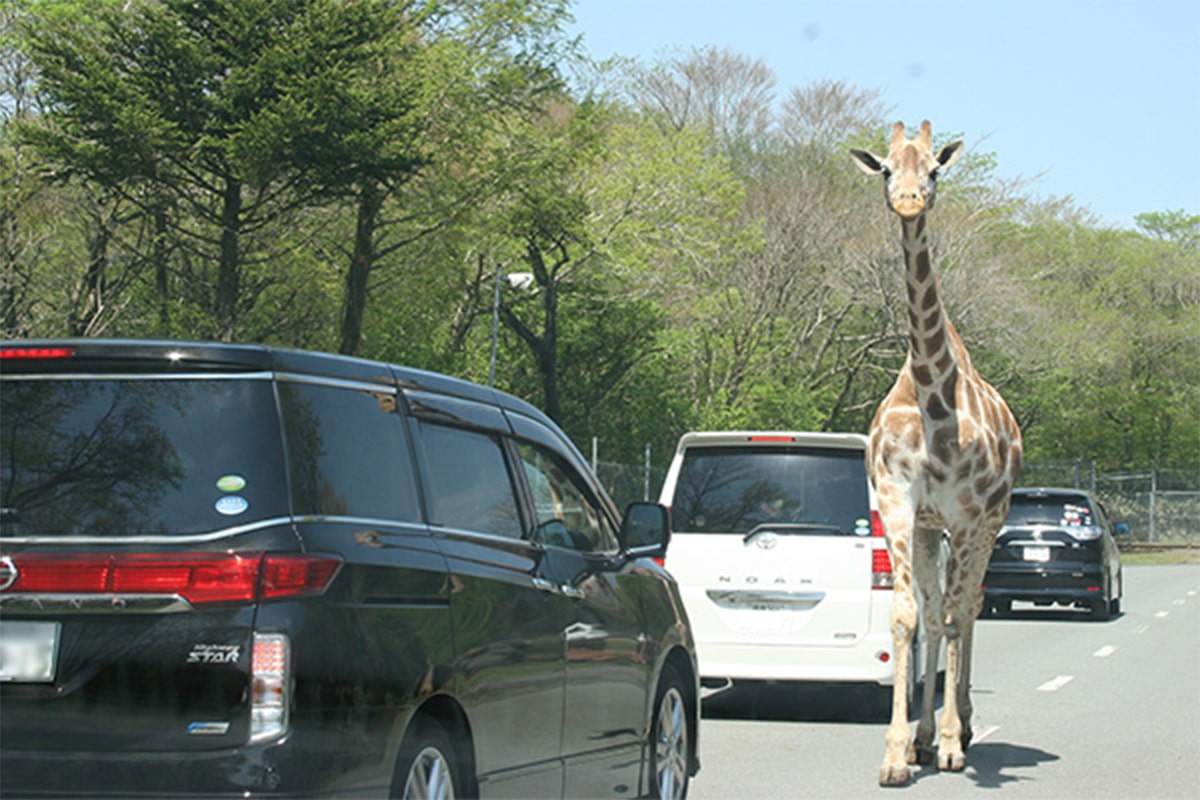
[0,736,391,798]
[695,632,898,686]
[983,564,1108,605]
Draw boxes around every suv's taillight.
[0,552,341,605]
[870,511,894,590]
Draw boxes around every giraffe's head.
[850,121,963,220]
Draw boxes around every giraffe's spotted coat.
[851,121,1023,787]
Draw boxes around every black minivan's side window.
[517,441,615,552]
[278,381,419,522]
[416,422,523,538]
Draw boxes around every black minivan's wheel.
[651,664,691,800]
[393,717,460,800]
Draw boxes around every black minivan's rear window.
[0,377,287,537]
[671,445,871,535]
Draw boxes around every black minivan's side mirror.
[619,502,671,558]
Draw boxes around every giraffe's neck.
[900,217,964,417]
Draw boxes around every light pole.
[489,266,535,388]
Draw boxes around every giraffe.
[850,121,1023,786]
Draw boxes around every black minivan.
[0,340,699,799]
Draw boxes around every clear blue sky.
[568,0,1200,229]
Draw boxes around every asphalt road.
[689,564,1200,799]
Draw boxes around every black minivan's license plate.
[0,621,61,682]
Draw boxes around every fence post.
[643,443,651,501]
[1149,469,1157,543]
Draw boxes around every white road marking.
[973,725,1000,743]
[1135,624,1150,634]
[1093,645,1117,658]
[1155,611,1170,618]
[1037,675,1075,692]
[1172,599,1185,606]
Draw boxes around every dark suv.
[0,339,699,799]
[983,487,1129,621]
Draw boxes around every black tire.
[650,664,691,799]
[1089,597,1111,622]
[392,716,462,800]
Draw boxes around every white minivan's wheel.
[394,717,460,800]
[651,664,691,799]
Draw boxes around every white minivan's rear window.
[670,446,870,536]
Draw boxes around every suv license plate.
[1023,545,1051,563]
[0,621,61,682]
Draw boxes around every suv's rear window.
[0,377,287,537]
[670,445,870,535]
[1005,494,1095,528]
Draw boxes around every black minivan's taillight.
[0,552,340,606]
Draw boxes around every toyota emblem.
[0,556,17,591]
[754,533,778,550]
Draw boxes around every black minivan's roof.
[0,338,554,428]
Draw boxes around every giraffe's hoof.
[879,763,911,787]
[908,743,936,766]
[937,749,966,772]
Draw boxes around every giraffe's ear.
[936,141,964,170]
[850,149,887,175]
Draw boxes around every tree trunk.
[215,178,242,342]
[153,195,171,332]
[339,180,382,356]
[68,209,112,336]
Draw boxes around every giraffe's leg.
[957,620,976,752]
[935,538,974,773]
[908,528,943,766]
[877,513,917,786]
[956,544,995,752]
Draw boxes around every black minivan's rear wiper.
[743,523,846,543]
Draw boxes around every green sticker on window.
[216,475,246,493]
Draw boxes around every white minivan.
[658,431,929,714]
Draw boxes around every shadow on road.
[905,741,1061,789]
[701,681,906,724]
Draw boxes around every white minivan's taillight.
[870,511,894,589]
[249,632,290,743]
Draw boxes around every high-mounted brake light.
[0,552,341,606]
[747,435,795,443]
[0,346,76,360]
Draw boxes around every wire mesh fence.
[1019,460,1199,544]
[596,450,1199,546]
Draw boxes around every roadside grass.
[1120,547,1200,565]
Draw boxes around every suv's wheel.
[1090,596,1111,622]
[393,717,460,800]
[651,664,690,799]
